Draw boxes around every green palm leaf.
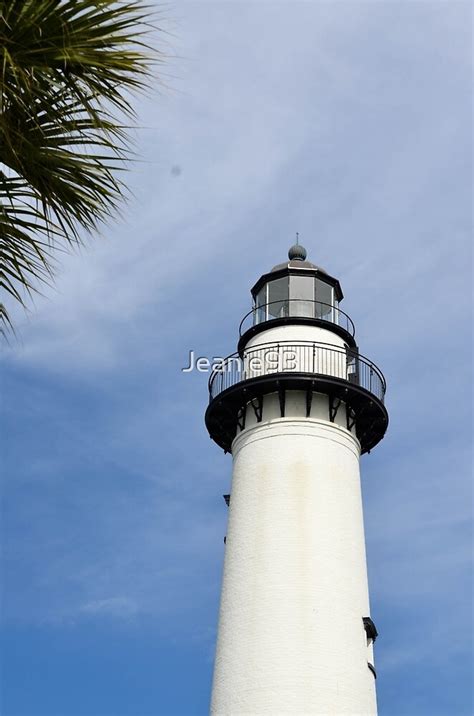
[0,0,162,334]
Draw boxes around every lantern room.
[237,242,355,350]
[252,243,343,324]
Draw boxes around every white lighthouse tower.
[205,242,388,715]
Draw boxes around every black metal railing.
[209,340,386,403]
[239,300,355,337]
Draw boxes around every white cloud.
[79,597,139,619]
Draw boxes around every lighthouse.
[205,243,388,715]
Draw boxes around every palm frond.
[0,0,162,333]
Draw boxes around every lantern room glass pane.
[315,279,334,319]
[255,286,267,324]
[267,277,289,319]
[289,275,314,317]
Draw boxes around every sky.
[1,1,472,715]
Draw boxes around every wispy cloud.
[78,597,139,619]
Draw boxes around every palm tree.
[0,0,162,334]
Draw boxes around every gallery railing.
[238,300,356,337]
[208,340,386,403]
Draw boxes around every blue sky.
[1,1,472,714]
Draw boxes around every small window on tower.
[347,347,359,385]
[363,617,378,645]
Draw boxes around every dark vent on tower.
[363,617,378,642]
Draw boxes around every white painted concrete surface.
[243,325,349,382]
[245,323,348,350]
[211,418,377,715]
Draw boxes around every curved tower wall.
[245,323,348,349]
[211,418,376,715]
[242,325,349,383]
